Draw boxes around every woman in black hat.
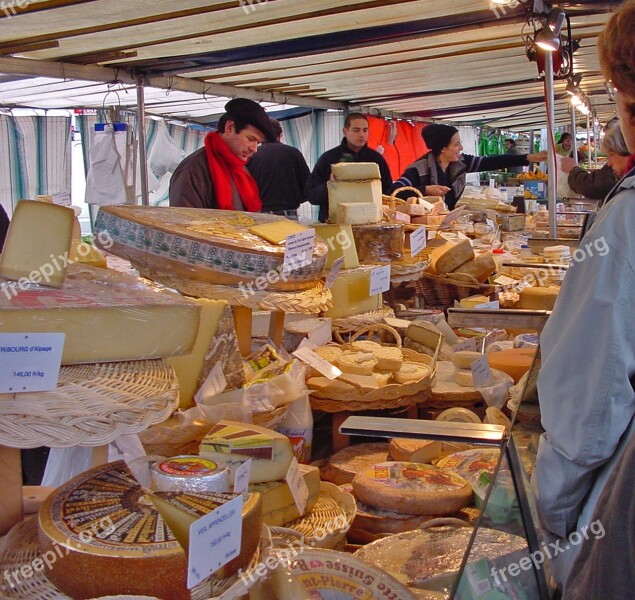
[391,123,546,210]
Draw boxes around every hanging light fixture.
[535,7,566,52]
[566,73,583,95]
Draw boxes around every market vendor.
[169,98,276,210]
[391,124,546,210]
[305,112,393,222]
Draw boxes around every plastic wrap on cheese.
[0,262,200,364]
[351,222,404,263]
[93,206,328,291]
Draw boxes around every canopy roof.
[0,0,619,130]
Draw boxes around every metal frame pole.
[570,104,578,166]
[544,52,557,238]
[136,77,149,206]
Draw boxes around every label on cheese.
[284,457,309,515]
[471,354,494,388]
[410,225,427,257]
[203,423,275,459]
[282,228,316,273]
[293,346,342,380]
[369,265,391,295]
[364,462,468,493]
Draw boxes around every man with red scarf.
[169,98,276,211]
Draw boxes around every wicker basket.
[414,271,498,311]
[309,324,437,412]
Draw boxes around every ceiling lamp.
[535,8,566,52]
[566,73,583,95]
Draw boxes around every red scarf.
[204,132,262,211]
[627,154,635,174]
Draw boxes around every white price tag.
[489,178,496,188]
[51,192,72,206]
[324,256,344,290]
[453,338,478,352]
[440,206,466,228]
[187,495,244,589]
[233,460,252,494]
[410,226,427,257]
[486,218,496,229]
[369,265,391,295]
[471,354,494,388]
[194,362,227,404]
[283,229,315,273]
[474,301,500,310]
[427,230,437,240]
[494,275,518,286]
[0,333,64,393]
[307,320,332,347]
[285,458,309,515]
[293,346,342,380]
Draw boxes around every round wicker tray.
[138,268,332,314]
[0,517,263,600]
[0,360,179,448]
[414,271,499,311]
[309,325,437,412]
[269,482,356,550]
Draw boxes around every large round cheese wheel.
[487,347,536,383]
[352,462,472,515]
[321,442,390,485]
[38,460,261,600]
[517,286,559,310]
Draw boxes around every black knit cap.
[224,98,276,142]
[422,123,459,155]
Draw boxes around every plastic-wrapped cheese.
[351,222,404,264]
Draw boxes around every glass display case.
[338,309,551,600]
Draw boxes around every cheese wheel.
[150,456,230,493]
[436,407,481,424]
[459,294,491,309]
[352,462,473,515]
[450,350,482,370]
[38,460,262,600]
[487,347,536,383]
[321,443,390,485]
[451,253,496,283]
[388,438,442,464]
[455,368,475,387]
[335,351,378,375]
[393,362,430,384]
[517,286,559,310]
[428,238,475,275]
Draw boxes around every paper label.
[233,460,252,494]
[486,218,495,228]
[293,346,342,380]
[453,338,478,352]
[410,226,427,257]
[494,275,518,286]
[369,265,391,295]
[187,494,244,589]
[0,333,64,393]
[440,206,466,228]
[307,320,332,347]
[472,355,494,388]
[283,229,315,273]
[324,256,344,290]
[51,192,72,206]
[285,458,309,515]
[195,362,227,404]
[474,301,500,310]
[428,230,437,240]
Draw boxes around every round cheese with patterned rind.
[437,448,501,489]
[352,462,473,515]
[37,460,261,600]
[321,442,390,485]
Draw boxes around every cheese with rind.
[327,179,382,223]
[321,443,391,485]
[313,224,359,269]
[323,267,383,319]
[331,162,381,180]
[199,420,293,484]
[427,238,475,275]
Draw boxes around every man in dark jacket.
[305,113,393,222]
[247,119,310,220]
[392,124,546,210]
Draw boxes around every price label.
[410,226,427,257]
[369,265,391,295]
[285,458,309,515]
[428,230,437,240]
[475,300,500,310]
[195,362,227,404]
[453,338,478,352]
[233,460,252,494]
[486,218,496,229]
[471,355,494,388]
[293,346,342,380]
[307,320,332,347]
[494,275,518,286]
[187,495,244,589]
[324,256,344,290]
[439,206,466,228]
[283,229,315,273]
[0,333,64,393]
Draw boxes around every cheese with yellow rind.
[324,267,383,318]
[388,438,442,464]
[248,220,309,245]
[427,238,475,275]
[313,224,359,269]
[331,162,381,180]
[327,179,382,223]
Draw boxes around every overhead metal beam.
[0,56,346,111]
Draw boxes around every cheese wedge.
[336,202,382,225]
[451,253,496,283]
[324,267,383,319]
[248,220,309,245]
[199,421,294,484]
[388,438,442,464]
[428,238,475,275]
[327,179,382,223]
[331,162,381,180]
[0,200,75,288]
[313,224,359,269]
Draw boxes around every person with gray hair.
[559,122,630,199]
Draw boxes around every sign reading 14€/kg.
[282,229,315,273]
[0,333,65,393]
